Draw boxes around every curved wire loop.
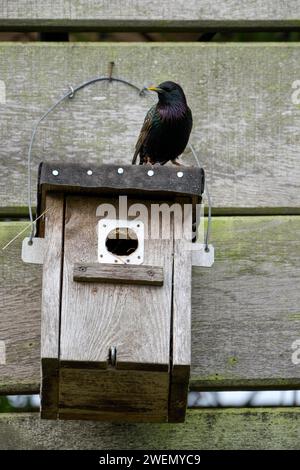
[27,76,146,242]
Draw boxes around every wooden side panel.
[169,239,192,422]
[40,193,65,418]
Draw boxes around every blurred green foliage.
[0,396,39,412]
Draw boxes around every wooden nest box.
[37,161,205,422]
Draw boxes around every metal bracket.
[98,219,144,265]
[108,347,117,367]
[21,237,46,264]
[192,243,214,267]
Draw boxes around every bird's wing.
[132,105,156,164]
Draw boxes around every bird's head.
[147,81,187,106]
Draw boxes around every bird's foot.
[171,160,183,166]
[144,156,154,168]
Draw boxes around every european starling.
[132,81,193,165]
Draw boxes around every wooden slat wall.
[1,44,300,213]
[0,4,300,451]
[1,43,300,398]
[2,216,300,394]
[1,409,300,449]
[1,1,300,31]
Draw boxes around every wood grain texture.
[169,239,192,422]
[1,215,300,393]
[38,162,204,207]
[0,222,42,394]
[41,194,64,359]
[1,1,300,30]
[57,196,174,420]
[192,215,300,390]
[60,196,172,369]
[73,263,164,286]
[40,193,64,418]
[1,44,300,212]
[59,368,169,422]
[1,409,300,449]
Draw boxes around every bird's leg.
[144,155,154,168]
[171,159,182,166]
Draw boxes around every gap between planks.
[3,207,300,220]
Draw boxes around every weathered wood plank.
[0,222,41,394]
[191,216,300,390]
[73,263,164,286]
[52,196,173,420]
[58,368,169,422]
[1,409,300,449]
[1,1,300,31]
[1,215,300,394]
[60,197,172,369]
[40,194,65,419]
[169,239,191,422]
[38,162,204,203]
[1,44,300,212]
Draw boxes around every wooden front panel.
[60,196,173,370]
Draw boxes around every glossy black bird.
[132,81,193,165]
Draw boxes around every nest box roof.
[37,161,205,207]
[36,161,205,244]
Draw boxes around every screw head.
[87,170,93,176]
[147,170,154,177]
[52,169,59,176]
[177,171,184,178]
[118,168,124,174]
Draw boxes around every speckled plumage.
[132,81,193,165]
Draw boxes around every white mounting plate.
[21,237,46,264]
[192,243,214,267]
[98,219,144,265]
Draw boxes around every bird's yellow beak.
[147,86,163,93]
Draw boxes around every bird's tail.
[132,149,139,165]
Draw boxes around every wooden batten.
[73,263,164,286]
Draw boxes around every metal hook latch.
[108,346,117,367]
